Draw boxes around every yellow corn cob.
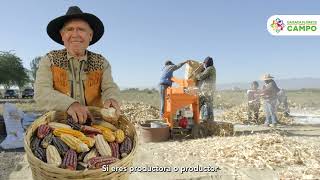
[53,128,85,138]
[92,125,113,132]
[79,136,95,148]
[93,120,117,131]
[46,145,62,167]
[60,134,89,153]
[95,134,112,157]
[114,129,125,143]
[48,122,72,130]
[102,129,115,142]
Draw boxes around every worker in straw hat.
[260,74,280,127]
[35,6,120,124]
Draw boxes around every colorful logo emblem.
[270,18,286,33]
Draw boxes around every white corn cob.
[46,145,62,167]
[95,134,112,157]
[83,148,98,163]
[48,122,72,130]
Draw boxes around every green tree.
[0,51,29,89]
[29,56,41,85]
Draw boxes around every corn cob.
[78,136,95,148]
[83,148,98,163]
[67,118,81,130]
[91,125,113,132]
[61,149,77,170]
[88,156,118,169]
[86,133,96,138]
[114,129,125,143]
[109,142,120,159]
[81,125,102,134]
[46,145,62,167]
[120,137,133,158]
[48,122,72,130]
[34,147,47,162]
[41,132,53,148]
[78,152,89,162]
[102,129,115,143]
[101,108,118,121]
[37,124,51,139]
[52,136,69,156]
[95,134,112,157]
[60,134,89,153]
[30,136,41,152]
[53,128,85,138]
[92,120,117,131]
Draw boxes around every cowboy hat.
[261,74,274,80]
[47,6,104,45]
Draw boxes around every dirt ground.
[1,123,319,180]
[0,94,319,180]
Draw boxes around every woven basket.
[24,107,138,180]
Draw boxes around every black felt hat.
[47,6,104,45]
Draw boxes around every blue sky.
[0,0,320,88]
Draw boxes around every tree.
[29,56,41,86]
[0,51,29,89]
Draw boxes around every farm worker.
[277,89,290,117]
[159,60,189,117]
[260,74,280,127]
[35,6,120,124]
[247,81,261,123]
[195,56,216,121]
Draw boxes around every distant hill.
[217,78,320,90]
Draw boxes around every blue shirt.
[159,63,184,86]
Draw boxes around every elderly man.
[260,74,280,127]
[35,6,120,124]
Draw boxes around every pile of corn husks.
[150,133,320,179]
[219,103,294,125]
[121,102,160,124]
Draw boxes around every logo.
[267,15,320,36]
[270,18,285,33]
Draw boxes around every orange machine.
[163,77,200,128]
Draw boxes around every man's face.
[60,19,93,56]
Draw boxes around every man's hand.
[104,99,121,119]
[67,102,91,124]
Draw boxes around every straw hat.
[261,74,274,80]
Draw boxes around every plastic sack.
[22,112,41,130]
[185,60,202,81]
[0,103,25,149]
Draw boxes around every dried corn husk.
[219,103,294,125]
[144,133,320,179]
[120,102,160,124]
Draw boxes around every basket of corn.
[24,106,137,180]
